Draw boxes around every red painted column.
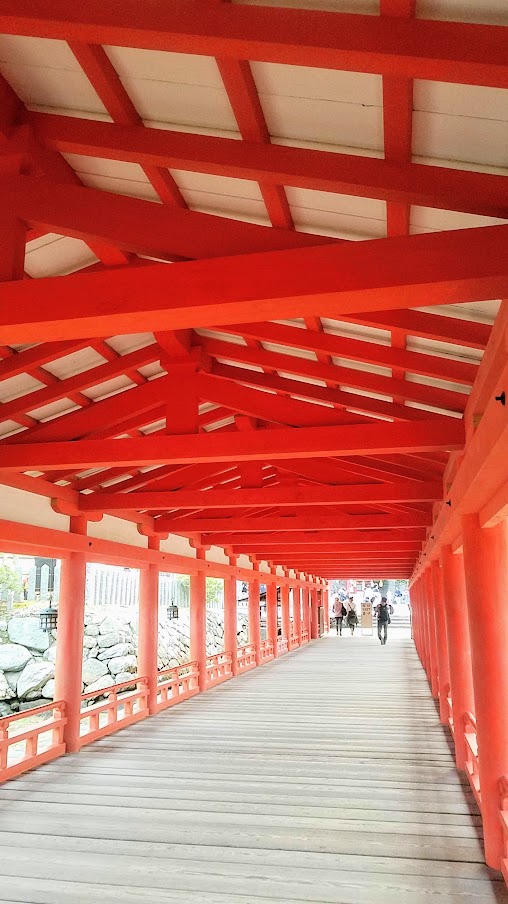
[293,583,302,645]
[281,580,290,644]
[420,575,431,680]
[425,567,439,698]
[266,578,278,658]
[310,584,319,640]
[462,515,508,869]
[323,581,330,634]
[248,566,261,664]
[411,580,422,662]
[224,557,238,675]
[190,549,207,692]
[431,560,451,725]
[138,536,160,714]
[440,545,474,771]
[54,515,87,753]
[303,578,311,639]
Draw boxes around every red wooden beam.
[210,528,427,545]
[158,511,433,533]
[202,339,468,412]
[0,418,464,472]
[2,1,507,87]
[31,112,508,221]
[340,309,491,350]
[210,364,442,424]
[220,321,477,385]
[2,224,506,343]
[3,175,331,263]
[78,480,442,512]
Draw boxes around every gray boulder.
[83,635,97,649]
[19,698,46,712]
[0,643,32,672]
[44,643,58,663]
[0,701,12,717]
[17,660,55,699]
[84,623,99,637]
[108,655,137,675]
[84,675,115,695]
[81,658,109,685]
[114,671,137,686]
[98,616,117,635]
[41,679,55,699]
[97,643,133,661]
[8,617,50,653]
[0,671,15,701]
[4,670,19,692]
[97,631,120,649]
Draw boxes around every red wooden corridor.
[0,0,507,896]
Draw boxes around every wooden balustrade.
[206,651,233,688]
[237,644,257,673]
[301,628,309,644]
[259,639,274,663]
[499,776,508,887]
[464,711,481,808]
[0,700,66,784]
[277,635,289,655]
[156,661,199,711]
[78,676,149,748]
[444,683,454,736]
[289,631,300,650]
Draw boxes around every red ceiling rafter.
[29,112,508,221]
[2,1,506,88]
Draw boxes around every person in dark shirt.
[375,596,394,645]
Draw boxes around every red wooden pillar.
[266,577,278,658]
[248,565,261,665]
[54,516,87,753]
[190,549,207,692]
[440,545,474,771]
[410,580,422,663]
[138,536,159,714]
[462,515,508,870]
[293,582,302,645]
[303,577,311,639]
[224,557,238,675]
[281,579,290,644]
[323,581,330,634]
[420,575,431,680]
[310,583,319,640]
[431,560,451,725]
[425,567,439,698]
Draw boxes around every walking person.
[346,597,358,635]
[332,596,346,635]
[375,596,393,645]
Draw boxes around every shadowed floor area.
[0,632,506,903]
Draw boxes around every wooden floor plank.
[0,635,506,902]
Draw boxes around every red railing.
[464,711,481,809]
[206,651,233,688]
[444,683,454,736]
[499,776,508,887]
[289,631,300,650]
[156,661,199,711]
[301,627,309,644]
[0,700,66,784]
[237,644,257,672]
[259,639,274,662]
[78,676,149,748]
[277,635,289,654]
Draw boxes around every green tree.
[0,562,22,617]
[206,577,224,608]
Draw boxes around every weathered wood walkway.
[0,632,506,903]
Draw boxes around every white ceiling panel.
[286,186,386,239]
[331,358,392,377]
[405,373,471,394]
[413,82,508,170]
[25,236,98,278]
[83,376,136,402]
[0,35,108,117]
[234,0,378,11]
[170,170,269,220]
[63,154,151,182]
[28,399,79,422]
[410,206,508,234]
[251,63,383,152]
[406,336,483,364]
[261,342,318,360]
[76,171,161,203]
[0,373,43,404]
[417,0,508,25]
[43,348,107,381]
[320,319,391,343]
[107,334,157,354]
[104,46,238,133]
[416,300,501,323]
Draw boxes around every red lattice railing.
[79,676,149,748]
[259,639,274,662]
[444,683,454,737]
[277,635,289,655]
[206,651,233,688]
[237,644,257,672]
[156,661,199,711]
[464,711,481,809]
[0,700,66,784]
